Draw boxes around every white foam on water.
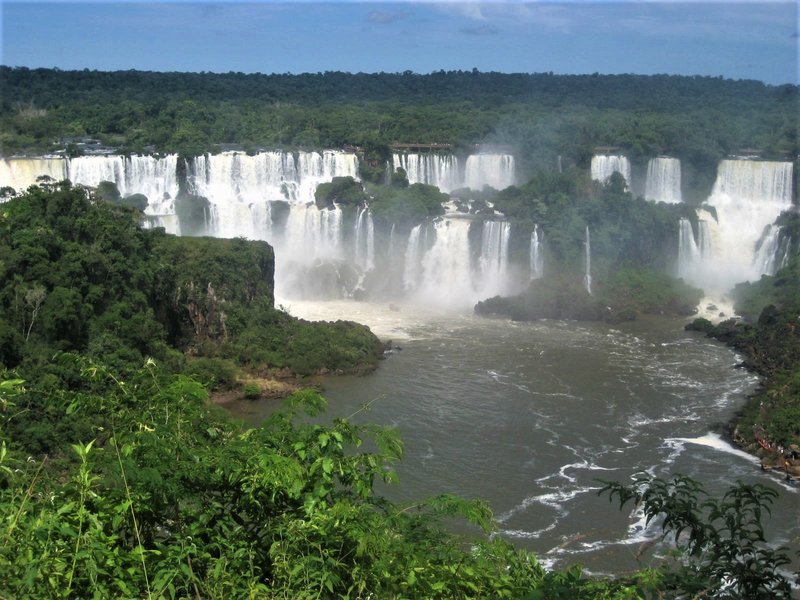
[628,413,700,428]
[666,432,760,464]
[274,298,468,341]
[623,502,662,546]
[499,488,580,521]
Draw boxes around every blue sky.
[1,1,797,85]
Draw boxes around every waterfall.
[354,207,375,271]
[464,154,516,191]
[296,151,359,204]
[0,157,67,192]
[392,153,461,192]
[678,217,715,284]
[584,226,592,295]
[590,155,631,188]
[478,220,511,297]
[3,151,537,307]
[366,211,375,271]
[679,218,700,280]
[418,218,474,307]
[67,155,179,206]
[530,225,544,280]
[403,224,424,291]
[185,148,359,280]
[695,160,795,290]
[392,153,515,192]
[645,157,682,203]
[282,204,343,263]
[712,159,793,203]
[753,225,791,277]
[388,223,397,258]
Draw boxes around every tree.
[600,474,799,599]
[95,180,121,203]
[22,283,46,341]
[314,176,367,209]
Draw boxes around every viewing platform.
[391,143,453,152]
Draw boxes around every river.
[228,299,800,576]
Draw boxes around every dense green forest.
[2,67,797,201]
[0,183,384,388]
[0,184,797,598]
[1,68,799,597]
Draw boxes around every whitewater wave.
[664,432,759,464]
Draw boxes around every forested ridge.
[2,67,796,193]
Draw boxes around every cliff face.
[152,233,384,376]
[153,236,275,348]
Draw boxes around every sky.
[0,1,797,85]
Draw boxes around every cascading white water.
[185,150,359,295]
[282,204,343,263]
[187,150,357,240]
[67,155,179,209]
[388,224,397,258]
[417,218,474,307]
[403,224,424,291]
[530,225,544,280]
[678,218,700,280]
[404,217,516,308]
[295,151,359,204]
[752,225,791,277]
[392,153,462,192]
[392,153,515,192]
[478,220,511,297]
[0,157,67,193]
[681,160,795,291]
[645,157,682,203]
[591,155,631,188]
[354,207,375,271]
[584,226,592,295]
[464,154,516,191]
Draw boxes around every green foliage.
[232,305,386,376]
[95,180,121,203]
[183,356,240,390]
[476,265,701,323]
[599,268,702,317]
[689,278,800,450]
[600,474,799,599]
[242,382,261,399]
[474,167,703,321]
[314,176,367,209]
[0,363,552,598]
[4,362,788,598]
[0,185,383,385]
[726,259,800,447]
[391,166,410,188]
[121,192,148,212]
[476,274,605,321]
[369,182,447,226]
[733,254,800,322]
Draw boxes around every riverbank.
[686,304,800,481]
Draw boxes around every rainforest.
[0,67,799,598]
